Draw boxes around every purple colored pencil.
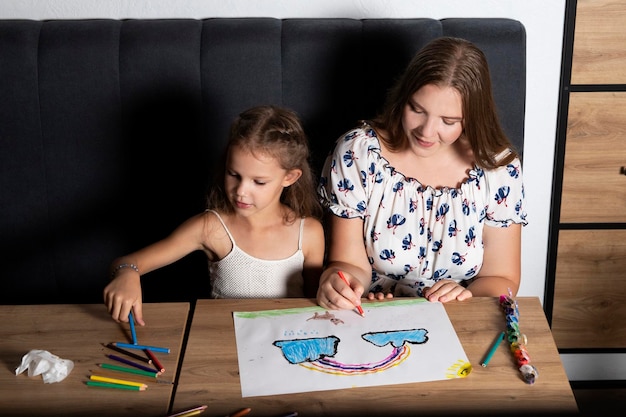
[106,354,161,374]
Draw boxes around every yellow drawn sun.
[446,359,472,378]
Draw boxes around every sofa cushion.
[0,18,525,304]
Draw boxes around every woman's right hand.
[317,269,365,311]
[103,273,145,325]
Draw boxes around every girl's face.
[401,83,464,156]
[224,144,301,216]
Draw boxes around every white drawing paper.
[233,298,471,397]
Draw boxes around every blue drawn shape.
[273,336,340,364]
[361,329,428,348]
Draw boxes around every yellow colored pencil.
[176,410,205,417]
[90,374,147,388]
[166,405,208,417]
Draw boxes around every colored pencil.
[98,362,158,378]
[144,348,165,373]
[337,271,365,317]
[128,311,138,345]
[156,379,174,384]
[178,411,205,417]
[89,374,147,388]
[106,353,161,374]
[104,342,152,364]
[166,405,208,417]
[114,341,170,354]
[481,331,505,367]
[87,380,145,391]
[227,408,252,417]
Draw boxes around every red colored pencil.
[144,349,165,374]
[337,270,365,317]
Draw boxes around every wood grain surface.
[571,0,626,84]
[1,303,189,416]
[561,92,626,223]
[553,230,626,348]
[172,297,578,416]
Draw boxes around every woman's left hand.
[367,291,394,301]
[423,279,472,302]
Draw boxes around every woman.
[317,37,527,311]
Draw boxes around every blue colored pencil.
[114,341,170,354]
[128,311,138,345]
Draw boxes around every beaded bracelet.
[111,263,140,278]
[499,291,539,385]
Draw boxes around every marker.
[481,331,505,367]
[337,271,365,317]
[113,341,170,354]
[128,311,138,345]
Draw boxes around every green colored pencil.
[87,380,145,391]
[99,362,158,378]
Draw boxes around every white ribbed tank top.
[208,210,305,298]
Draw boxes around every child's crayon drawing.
[233,299,471,397]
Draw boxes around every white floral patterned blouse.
[318,123,528,297]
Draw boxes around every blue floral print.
[318,124,527,297]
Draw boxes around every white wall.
[1,0,567,304]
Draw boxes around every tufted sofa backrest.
[0,18,525,304]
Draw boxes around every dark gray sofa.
[0,18,525,304]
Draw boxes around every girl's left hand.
[423,279,472,303]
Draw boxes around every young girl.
[104,105,325,325]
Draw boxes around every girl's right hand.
[103,273,145,325]
[317,269,364,311]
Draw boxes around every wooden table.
[173,297,579,416]
[0,303,189,416]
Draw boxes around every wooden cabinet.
[548,0,626,351]
[570,0,626,85]
[560,92,626,223]
[553,230,626,348]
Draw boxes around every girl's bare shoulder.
[302,216,325,245]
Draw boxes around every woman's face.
[401,83,464,156]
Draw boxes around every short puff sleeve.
[318,128,377,220]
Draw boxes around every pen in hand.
[337,271,365,317]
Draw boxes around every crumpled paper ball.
[15,349,74,383]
